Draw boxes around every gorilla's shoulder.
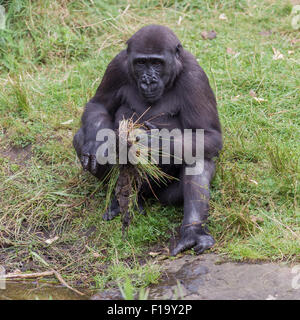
[181,50,207,78]
[107,50,128,72]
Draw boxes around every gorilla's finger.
[194,244,206,255]
[81,155,89,170]
[102,209,120,221]
[144,121,157,130]
[194,235,215,254]
[90,155,97,174]
[171,238,195,256]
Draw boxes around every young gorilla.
[73,25,222,256]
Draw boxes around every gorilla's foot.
[171,224,215,256]
[102,197,120,221]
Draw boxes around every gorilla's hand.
[103,196,145,221]
[81,140,101,174]
[171,224,215,256]
[144,121,158,131]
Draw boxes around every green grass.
[0,0,299,291]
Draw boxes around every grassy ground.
[0,0,299,292]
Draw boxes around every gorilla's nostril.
[141,75,149,84]
[151,75,158,82]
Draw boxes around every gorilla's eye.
[136,59,146,65]
[153,60,162,66]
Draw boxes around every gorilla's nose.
[141,74,158,85]
[141,75,158,93]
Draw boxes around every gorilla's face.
[130,53,167,103]
[126,25,183,104]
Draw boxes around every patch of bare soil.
[0,144,32,165]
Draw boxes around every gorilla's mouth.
[139,83,163,101]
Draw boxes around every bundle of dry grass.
[104,118,174,234]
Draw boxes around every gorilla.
[73,25,222,256]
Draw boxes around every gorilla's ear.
[175,44,182,59]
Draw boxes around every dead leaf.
[291,38,300,45]
[272,47,284,60]
[226,48,240,58]
[231,95,240,101]
[92,252,100,258]
[219,13,228,20]
[227,47,236,55]
[288,50,294,55]
[268,110,289,117]
[61,119,73,125]
[45,236,59,245]
[254,97,266,102]
[249,179,258,185]
[250,216,264,224]
[249,90,266,102]
[149,251,161,257]
[201,30,217,40]
[177,16,183,25]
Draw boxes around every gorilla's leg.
[158,180,183,205]
[73,128,109,180]
[159,159,216,255]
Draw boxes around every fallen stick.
[4,271,54,279]
[3,270,85,296]
[52,271,85,296]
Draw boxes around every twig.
[4,270,85,296]
[268,110,289,117]
[4,271,54,279]
[52,270,85,296]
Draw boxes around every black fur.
[73,25,222,255]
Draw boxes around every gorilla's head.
[127,25,183,103]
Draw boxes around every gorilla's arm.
[177,56,222,160]
[78,50,128,173]
[169,56,222,255]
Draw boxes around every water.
[0,281,89,300]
